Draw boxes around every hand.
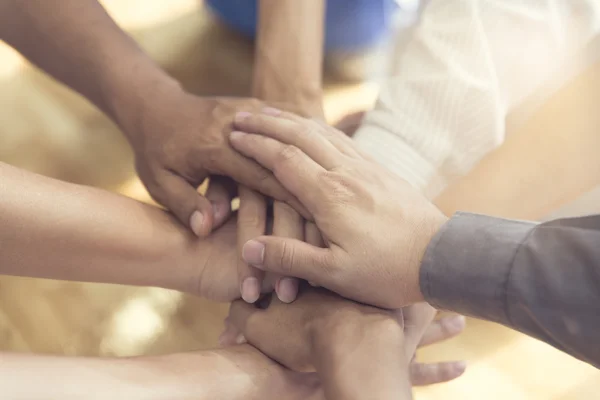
[403,305,467,386]
[124,87,306,237]
[227,109,448,309]
[177,213,275,302]
[227,286,404,372]
[226,286,413,399]
[221,301,466,386]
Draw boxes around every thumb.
[242,237,335,287]
[228,299,266,345]
[410,361,467,386]
[149,171,214,237]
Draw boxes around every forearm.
[0,347,261,400]
[0,0,179,135]
[254,0,325,116]
[0,162,192,291]
[1,352,162,400]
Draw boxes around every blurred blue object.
[205,0,400,52]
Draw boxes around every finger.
[272,201,304,303]
[410,361,467,386]
[217,319,244,347]
[234,111,344,169]
[419,315,466,348]
[149,171,213,237]
[237,187,267,303]
[228,299,267,346]
[242,236,335,287]
[304,222,325,287]
[262,107,368,161]
[334,110,366,137]
[223,150,311,220]
[311,118,364,159]
[205,176,237,229]
[229,132,324,217]
[305,222,325,247]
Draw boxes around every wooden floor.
[0,1,598,399]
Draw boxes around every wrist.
[100,52,183,142]
[139,347,274,400]
[411,212,449,304]
[314,318,411,399]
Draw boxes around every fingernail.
[235,111,251,122]
[445,315,466,333]
[454,361,467,374]
[229,131,246,141]
[262,107,282,116]
[277,277,298,303]
[212,203,227,223]
[242,240,265,266]
[217,332,227,347]
[241,277,260,303]
[235,333,247,345]
[189,211,204,236]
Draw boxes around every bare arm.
[0,0,174,134]
[1,346,319,400]
[0,161,244,300]
[236,0,326,303]
[0,0,301,235]
[253,0,325,117]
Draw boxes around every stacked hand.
[220,286,465,398]
[228,108,449,309]
[126,88,312,303]
[125,89,308,237]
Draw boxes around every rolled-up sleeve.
[421,212,600,368]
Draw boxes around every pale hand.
[228,108,448,309]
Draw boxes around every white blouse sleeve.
[353,0,600,197]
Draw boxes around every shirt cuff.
[419,212,537,325]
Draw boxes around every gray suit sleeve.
[420,212,600,368]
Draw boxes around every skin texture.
[229,109,448,309]
[0,0,304,237]
[222,303,466,386]
[0,161,255,302]
[228,287,414,400]
[1,346,324,400]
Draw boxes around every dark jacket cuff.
[419,212,536,325]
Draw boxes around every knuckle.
[273,145,300,174]
[278,241,296,272]
[237,209,265,230]
[252,166,273,185]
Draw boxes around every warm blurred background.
[0,1,598,399]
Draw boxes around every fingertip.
[212,202,231,228]
[454,361,467,375]
[276,277,299,303]
[242,240,266,266]
[262,107,282,116]
[229,130,247,142]
[234,111,251,123]
[442,315,467,335]
[189,211,205,237]
[241,277,261,303]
